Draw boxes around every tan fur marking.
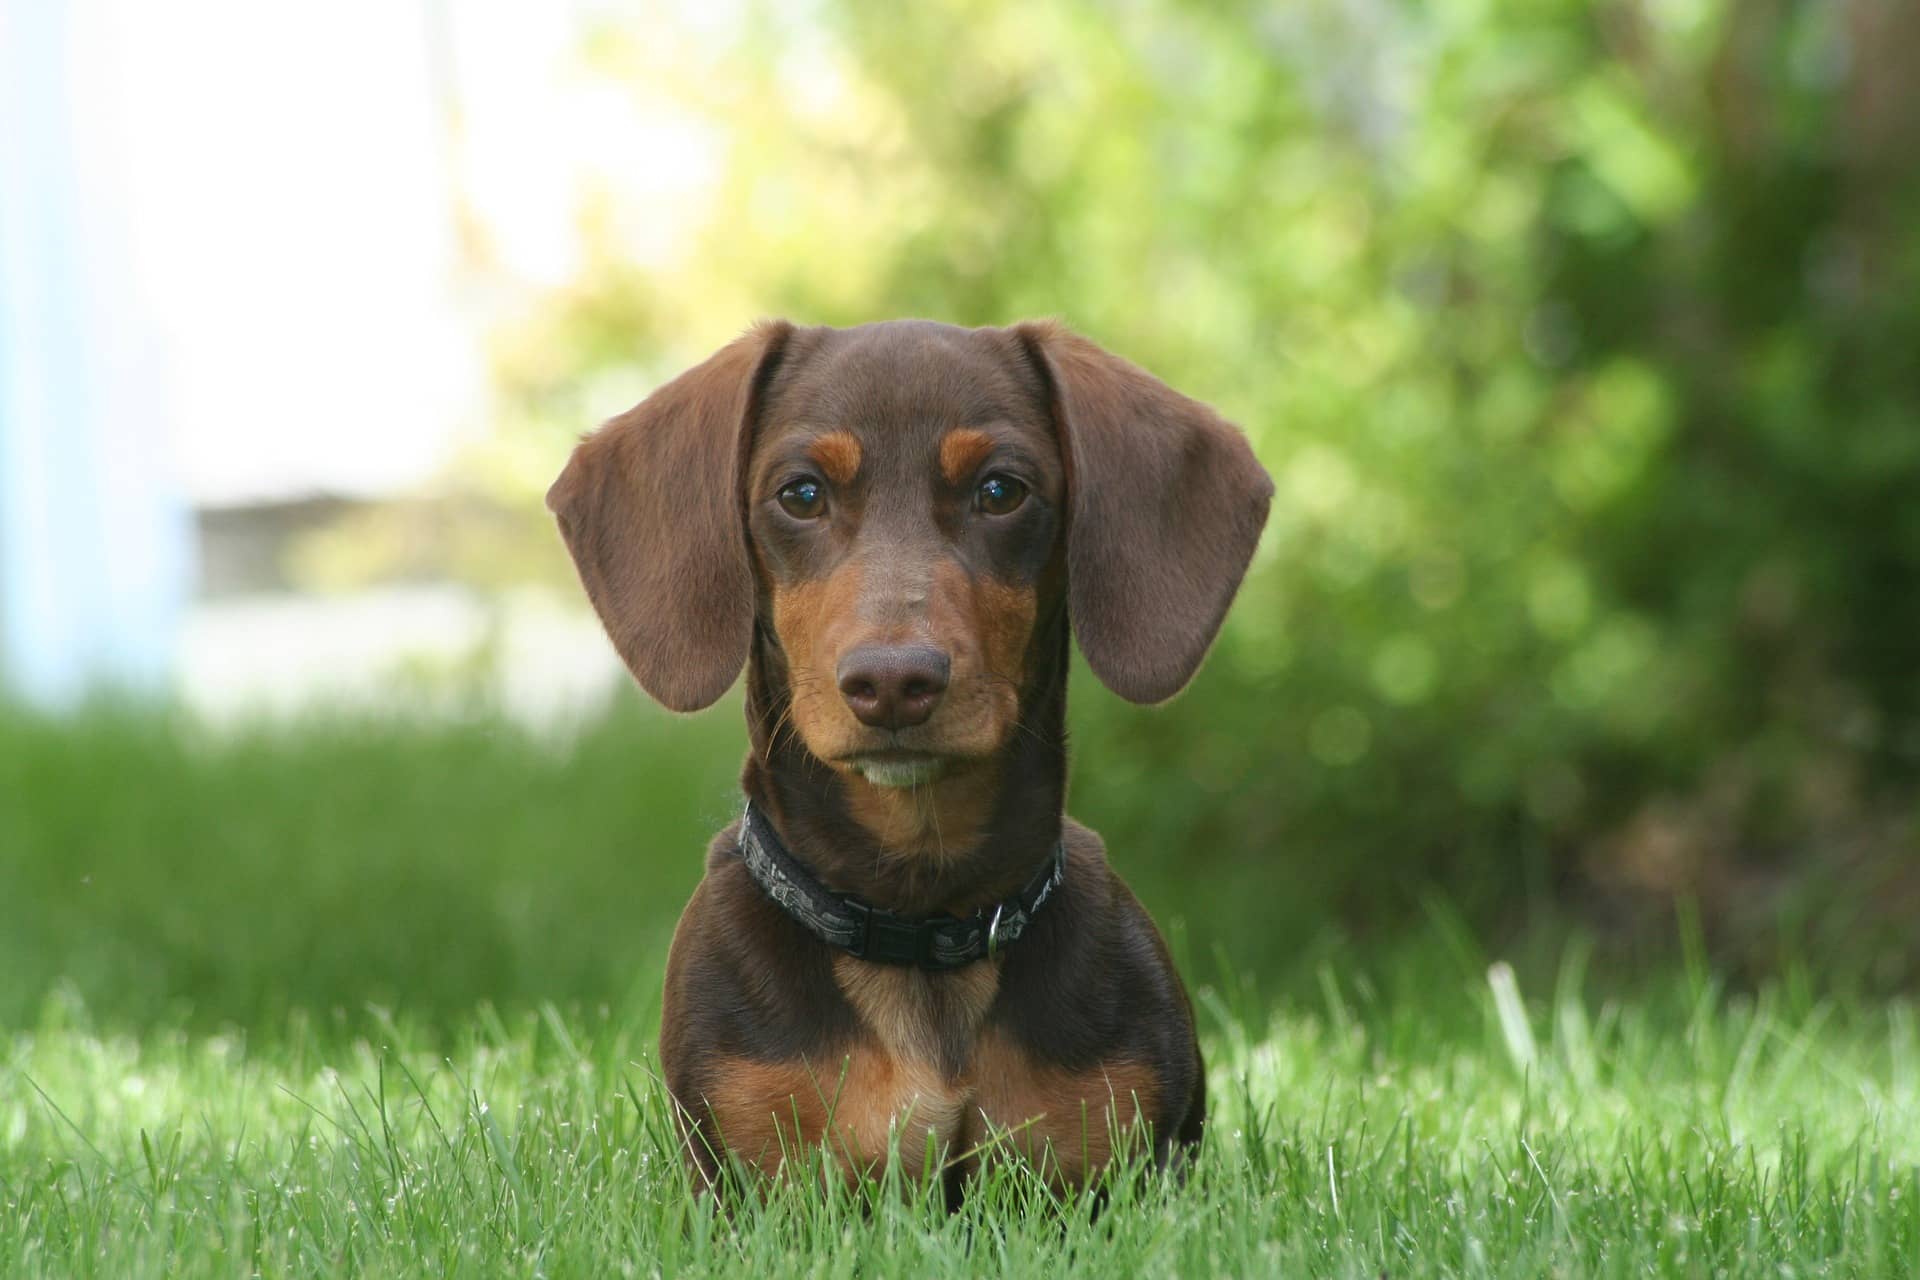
[764,488,1037,865]
[938,428,997,485]
[925,562,1031,757]
[972,576,1038,692]
[771,565,865,756]
[773,559,1004,861]
[807,431,863,487]
[840,763,998,863]
[702,1057,828,1175]
[967,1033,1159,1188]
[701,999,1159,1188]
[705,1049,964,1180]
[823,561,1036,861]
[833,954,1002,1064]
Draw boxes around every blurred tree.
[329,0,1920,978]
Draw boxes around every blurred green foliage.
[0,698,1509,1030]
[490,0,1919,975]
[0,698,1828,1033]
[97,0,1917,1031]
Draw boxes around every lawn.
[2,704,1916,1276]
[6,961,1917,1276]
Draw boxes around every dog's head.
[548,319,1272,789]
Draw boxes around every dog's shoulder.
[994,819,1193,1047]
[661,823,861,1085]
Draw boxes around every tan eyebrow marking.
[807,432,862,487]
[938,428,997,486]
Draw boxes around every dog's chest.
[702,957,1157,1186]
[831,960,1159,1184]
[823,957,999,1158]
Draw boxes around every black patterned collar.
[735,802,1065,970]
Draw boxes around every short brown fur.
[550,319,1272,1203]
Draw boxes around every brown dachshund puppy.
[548,319,1271,1202]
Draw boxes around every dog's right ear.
[1016,321,1272,704]
[547,321,792,711]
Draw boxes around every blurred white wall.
[0,0,721,716]
[1,0,490,708]
[102,0,481,503]
[0,0,192,704]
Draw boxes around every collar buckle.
[845,900,933,967]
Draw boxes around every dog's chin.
[852,755,947,789]
[856,759,944,790]
[800,719,1013,790]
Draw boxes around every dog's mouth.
[844,750,949,789]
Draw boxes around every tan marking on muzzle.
[771,563,866,754]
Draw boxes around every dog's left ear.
[1016,321,1273,704]
[547,321,793,711]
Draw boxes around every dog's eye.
[976,474,1028,516]
[777,479,827,519]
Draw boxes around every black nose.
[836,645,950,730]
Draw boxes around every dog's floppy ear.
[547,321,792,711]
[1017,321,1273,704]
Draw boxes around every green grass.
[3,701,1917,1275]
[5,961,1917,1276]
[0,700,745,1028]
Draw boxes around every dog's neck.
[741,623,1070,919]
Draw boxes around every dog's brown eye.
[977,474,1028,516]
[777,479,827,519]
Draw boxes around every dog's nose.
[836,645,950,730]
